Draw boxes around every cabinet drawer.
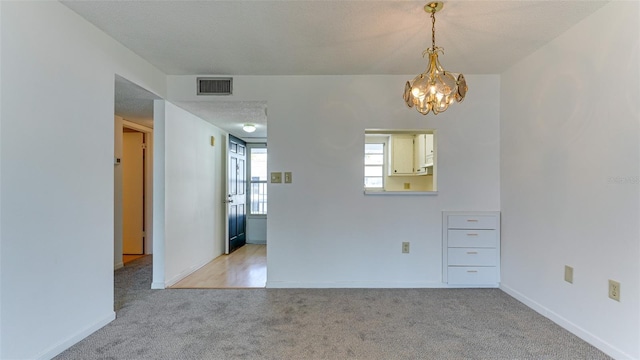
[448,229,497,248]
[448,266,497,285]
[448,248,497,266]
[448,215,497,229]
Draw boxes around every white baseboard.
[35,311,115,360]
[114,261,124,270]
[163,256,216,288]
[266,281,444,288]
[151,281,166,289]
[500,284,636,360]
[266,281,502,289]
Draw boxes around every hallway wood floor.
[170,244,266,289]
[123,254,145,264]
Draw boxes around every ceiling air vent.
[197,77,232,95]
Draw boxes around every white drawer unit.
[447,267,498,286]
[447,215,498,230]
[447,229,497,248]
[447,248,498,266]
[443,211,500,287]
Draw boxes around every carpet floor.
[55,255,610,359]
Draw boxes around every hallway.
[170,244,266,288]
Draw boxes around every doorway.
[227,135,247,254]
[114,116,153,269]
[122,128,146,256]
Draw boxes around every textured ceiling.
[173,100,268,140]
[62,0,608,75]
[78,1,608,139]
[115,75,159,129]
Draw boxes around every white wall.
[0,2,166,359]
[500,2,639,359]
[168,74,501,287]
[0,0,3,353]
[152,101,167,289]
[155,102,226,287]
[247,217,267,244]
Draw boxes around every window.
[249,147,267,214]
[364,142,385,189]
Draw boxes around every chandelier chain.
[431,10,436,50]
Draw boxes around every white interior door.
[123,131,144,254]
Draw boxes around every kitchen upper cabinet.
[389,134,415,175]
[415,134,434,174]
[389,133,436,176]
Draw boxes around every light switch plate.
[271,172,282,183]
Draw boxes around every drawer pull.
[467,233,479,236]
[466,219,479,222]
[467,251,478,254]
[467,270,478,273]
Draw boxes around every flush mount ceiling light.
[243,124,256,133]
[403,2,467,115]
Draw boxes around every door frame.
[224,134,247,254]
[223,134,230,254]
[123,120,154,256]
[246,143,267,244]
[117,119,154,261]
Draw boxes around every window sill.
[364,190,438,196]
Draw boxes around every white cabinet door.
[415,134,426,170]
[424,134,434,167]
[390,135,414,175]
[415,133,434,172]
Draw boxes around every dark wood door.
[228,136,246,253]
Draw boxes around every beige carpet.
[55,255,610,360]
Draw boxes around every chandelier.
[403,2,467,115]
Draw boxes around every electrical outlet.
[402,242,410,254]
[284,172,292,183]
[404,183,411,189]
[608,280,620,301]
[564,265,573,283]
